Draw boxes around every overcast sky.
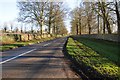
[0,0,80,32]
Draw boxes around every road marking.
[0,49,36,64]
[43,43,51,47]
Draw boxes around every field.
[66,37,120,79]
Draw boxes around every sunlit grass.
[67,37,119,78]
[73,37,120,65]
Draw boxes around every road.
[1,37,81,79]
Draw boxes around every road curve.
[2,37,81,79]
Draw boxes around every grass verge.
[66,37,119,79]
[73,36,120,65]
[0,37,55,51]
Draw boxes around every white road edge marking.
[0,49,36,64]
[43,43,51,47]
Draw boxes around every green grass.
[73,36,120,65]
[0,37,55,51]
[66,37,119,79]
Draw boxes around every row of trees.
[1,23,35,33]
[1,23,19,33]
[71,0,120,35]
[17,2,68,36]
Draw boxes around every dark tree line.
[71,0,120,35]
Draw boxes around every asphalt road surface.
[1,37,81,79]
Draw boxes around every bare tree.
[114,0,120,35]
[93,1,112,34]
[70,7,83,35]
[57,22,68,35]
[45,2,54,35]
[15,27,19,33]
[70,8,79,35]
[10,23,13,32]
[51,3,66,35]
[80,2,96,34]
[18,2,47,35]
[3,24,8,33]
[109,0,120,34]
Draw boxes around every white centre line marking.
[0,49,36,64]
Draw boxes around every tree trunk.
[106,19,111,34]
[115,1,120,35]
[40,23,43,35]
[117,17,120,35]
[48,3,52,34]
[117,16,120,35]
[101,2,106,34]
[88,24,91,34]
[88,19,91,34]
[79,18,81,35]
[103,19,106,34]
[48,18,51,34]
[76,23,79,35]
[53,25,55,35]
[28,34,30,40]
[97,15,100,34]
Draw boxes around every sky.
[0,0,19,23]
[0,0,79,32]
